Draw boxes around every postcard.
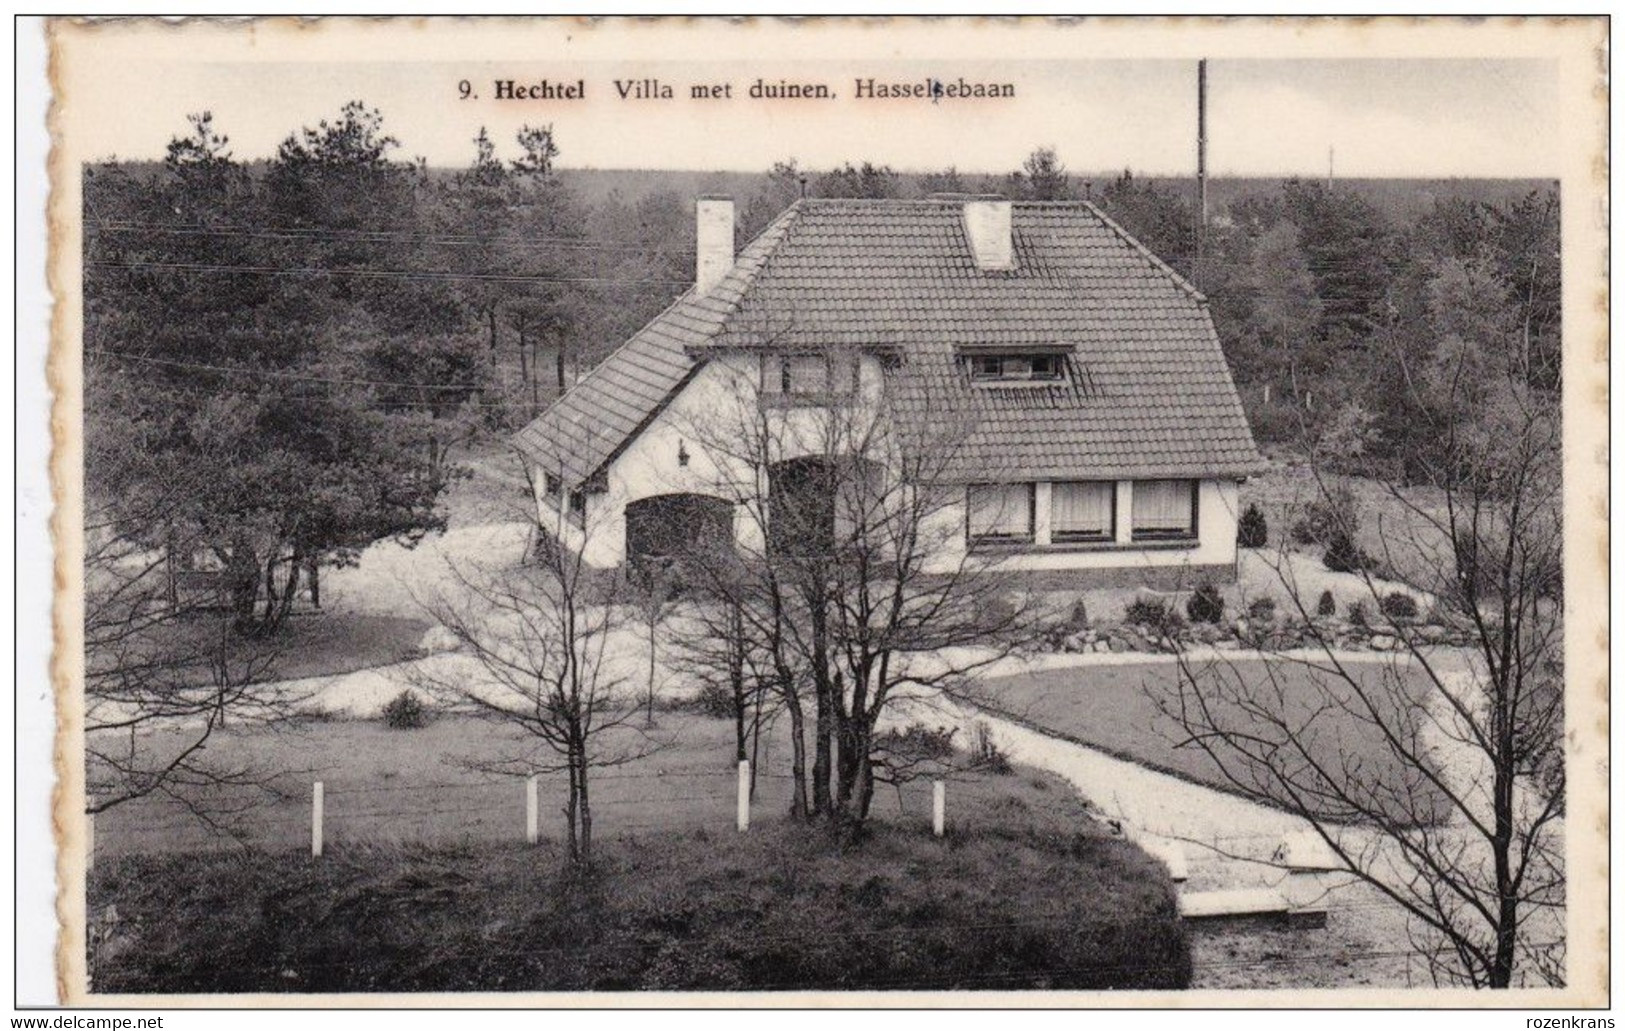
[42,14,1609,1008]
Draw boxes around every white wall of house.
[535,350,890,568]
[533,355,1242,581]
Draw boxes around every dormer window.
[959,344,1072,385]
[969,354,1063,382]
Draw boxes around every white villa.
[514,194,1265,589]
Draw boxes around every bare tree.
[674,339,1042,828]
[624,560,680,726]
[666,587,775,791]
[1155,381,1563,988]
[83,492,308,829]
[412,458,657,866]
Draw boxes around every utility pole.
[1328,145,1335,186]
[1195,58,1208,291]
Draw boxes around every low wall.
[995,561,1238,592]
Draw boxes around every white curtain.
[968,484,1032,539]
[1132,480,1195,535]
[1052,481,1113,539]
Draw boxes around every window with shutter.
[1131,480,1198,540]
[966,483,1035,544]
[1052,481,1115,541]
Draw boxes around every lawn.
[978,658,1451,826]
[143,610,430,687]
[92,708,1107,858]
[88,710,1189,993]
[259,612,431,682]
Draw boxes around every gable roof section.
[514,198,1266,486]
[511,204,802,485]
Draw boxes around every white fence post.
[736,760,751,832]
[311,781,324,858]
[526,775,539,845]
[932,779,946,837]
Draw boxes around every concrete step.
[1178,888,1327,929]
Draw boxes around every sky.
[59,26,1565,179]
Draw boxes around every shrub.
[1289,518,1317,547]
[1381,591,1419,620]
[689,680,737,720]
[1316,589,1337,617]
[1043,599,1092,649]
[875,723,957,763]
[1236,503,1268,548]
[1246,596,1277,622]
[1125,597,1171,627]
[1067,598,1090,630]
[1322,529,1370,574]
[1186,583,1225,624]
[382,690,428,730]
[1347,600,1369,627]
[1291,486,1359,548]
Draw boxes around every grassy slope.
[979,658,1450,825]
[89,720,1188,992]
[152,611,429,685]
[95,710,1134,860]
[261,613,430,682]
[99,712,881,855]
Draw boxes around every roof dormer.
[957,343,1071,386]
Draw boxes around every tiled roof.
[511,205,801,485]
[514,198,1265,485]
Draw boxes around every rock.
[1369,633,1396,651]
[1214,638,1240,651]
[418,624,462,654]
[1418,624,1448,643]
[1107,637,1126,653]
[1093,639,1111,653]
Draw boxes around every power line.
[87,349,575,412]
[92,219,680,255]
[90,373,553,412]
[89,348,482,392]
[86,258,692,288]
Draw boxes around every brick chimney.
[963,197,1014,270]
[695,196,736,296]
